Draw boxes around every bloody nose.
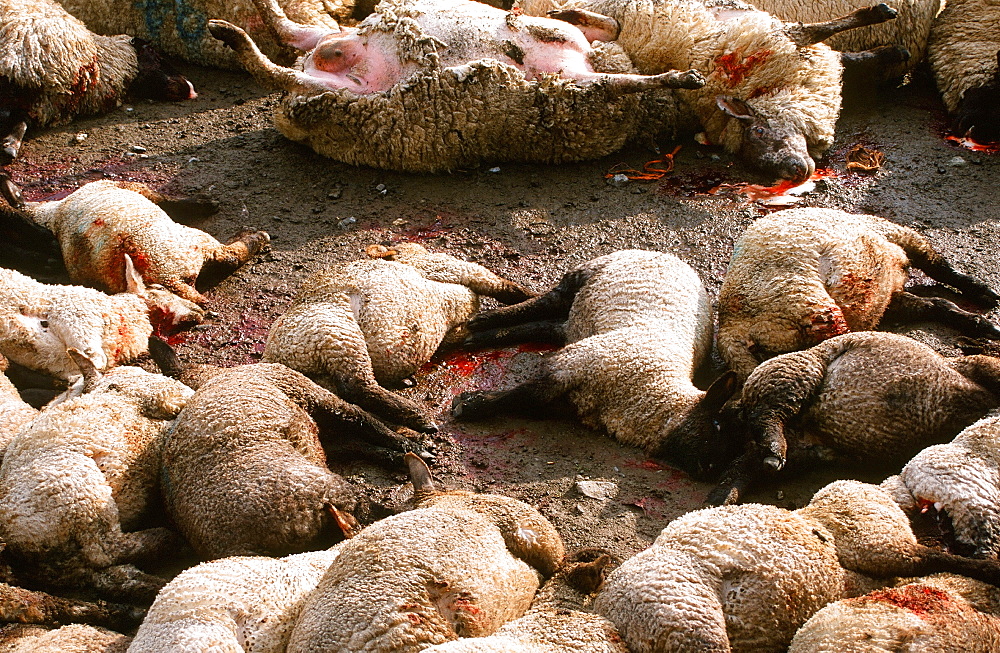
[780,156,813,183]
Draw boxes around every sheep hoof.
[418,419,439,434]
[208,20,249,51]
[872,3,896,20]
[763,456,784,471]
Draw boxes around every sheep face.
[953,50,1000,143]
[123,255,205,327]
[717,96,816,183]
[128,38,196,102]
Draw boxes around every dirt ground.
[5,62,999,569]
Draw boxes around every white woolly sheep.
[285,454,565,652]
[0,353,36,455]
[422,549,627,653]
[708,331,1000,505]
[595,479,1000,653]
[525,0,901,181]
[789,573,1000,652]
[0,623,130,653]
[882,413,1000,559]
[20,179,269,323]
[55,0,348,69]
[148,339,426,560]
[128,548,342,653]
[452,249,739,480]
[0,265,156,380]
[206,0,706,172]
[0,351,192,601]
[0,0,194,164]
[716,207,1000,383]
[927,0,1000,142]
[263,242,534,433]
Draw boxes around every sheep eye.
[39,320,49,329]
[752,126,765,137]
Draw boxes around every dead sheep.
[263,242,535,432]
[882,413,1000,559]
[206,0,706,172]
[789,573,1000,652]
[149,339,426,560]
[285,454,565,652]
[422,549,627,653]
[524,0,901,182]
[452,249,739,480]
[0,623,130,653]
[128,548,342,653]
[927,0,1000,142]
[0,265,158,380]
[709,331,1000,505]
[0,353,36,455]
[0,0,194,164]
[55,0,349,69]
[594,480,1000,653]
[20,179,270,325]
[0,350,192,601]
[716,207,1000,383]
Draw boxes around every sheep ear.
[124,254,146,296]
[716,96,755,122]
[405,452,436,494]
[67,348,101,393]
[702,371,739,412]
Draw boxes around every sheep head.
[953,50,1000,143]
[716,96,815,184]
[123,255,205,328]
[654,371,740,480]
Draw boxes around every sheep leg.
[88,564,168,604]
[599,70,706,96]
[840,45,910,73]
[0,582,146,630]
[894,236,1000,309]
[786,3,897,48]
[465,321,567,350]
[335,376,438,433]
[203,228,271,275]
[408,258,534,304]
[546,9,620,42]
[950,354,1000,396]
[882,291,1000,340]
[249,0,338,50]
[451,375,560,420]
[703,444,776,506]
[1,121,27,164]
[208,20,333,95]
[109,527,186,567]
[468,267,594,332]
[1,170,25,208]
[849,544,1000,587]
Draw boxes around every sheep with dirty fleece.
[264,242,534,433]
[882,413,1000,560]
[207,0,706,172]
[0,350,192,601]
[0,623,130,653]
[522,0,901,182]
[452,249,739,481]
[55,0,350,70]
[0,353,36,455]
[149,339,426,560]
[0,265,156,380]
[128,547,341,653]
[595,479,1000,653]
[0,0,194,165]
[716,207,1000,383]
[927,0,1000,143]
[788,573,1000,652]
[709,331,1000,505]
[19,179,270,324]
[422,549,627,653]
[286,454,565,652]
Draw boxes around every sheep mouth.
[911,498,967,556]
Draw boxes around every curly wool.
[55,0,345,69]
[129,548,342,653]
[927,0,1000,112]
[0,623,131,653]
[789,573,1000,652]
[0,267,151,379]
[0,0,138,126]
[594,480,936,653]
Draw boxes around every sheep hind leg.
[787,3,897,48]
[896,233,1000,308]
[0,582,146,631]
[546,9,620,42]
[464,321,567,350]
[853,544,1000,587]
[468,267,595,332]
[451,375,560,421]
[88,564,167,604]
[335,376,438,434]
[882,291,1000,340]
[203,229,271,275]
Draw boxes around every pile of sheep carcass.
[2,0,1000,650]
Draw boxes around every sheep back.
[789,573,1000,652]
[286,507,543,652]
[160,363,356,559]
[129,548,342,653]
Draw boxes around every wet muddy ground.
[6,63,999,564]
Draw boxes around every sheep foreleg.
[464,321,567,350]
[203,228,271,275]
[546,9,620,42]
[468,266,594,332]
[882,291,1000,340]
[846,544,1000,587]
[451,375,560,420]
[600,70,706,97]
[249,0,338,51]
[787,3,897,48]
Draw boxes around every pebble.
[947,156,968,167]
[338,216,357,229]
[488,166,501,173]
[375,183,387,195]
[576,480,619,501]
[129,145,147,154]
[70,133,88,144]
[607,173,630,187]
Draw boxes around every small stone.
[488,166,501,173]
[328,189,342,200]
[129,145,147,154]
[187,157,200,164]
[70,133,88,144]
[776,490,785,501]
[137,154,149,160]
[375,183,387,195]
[947,156,968,167]
[337,216,357,229]
[576,480,619,500]
[125,107,134,113]
[607,173,630,187]
[575,505,586,514]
